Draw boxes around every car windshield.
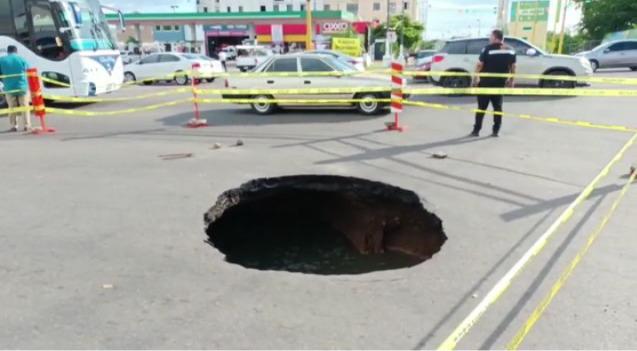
[326,57,357,73]
[417,51,434,58]
[182,54,200,60]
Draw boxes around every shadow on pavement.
[157,107,389,127]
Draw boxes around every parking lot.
[1,69,636,349]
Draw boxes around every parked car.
[236,45,274,72]
[220,46,237,60]
[223,53,390,115]
[310,50,366,71]
[415,50,437,67]
[576,40,637,71]
[120,51,141,65]
[430,37,593,88]
[192,54,226,82]
[123,52,225,85]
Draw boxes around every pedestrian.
[218,50,227,70]
[0,45,31,132]
[470,29,516,137]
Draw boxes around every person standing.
[218,50,227,71]
[470,30,516,137]
[0,46,31,132]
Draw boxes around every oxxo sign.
[321,22,349,34]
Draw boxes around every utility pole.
[399,0,405,61]
[383,0,392,65]
[530,0,540,46]
[551,0,563,52]
[305,0,314,50]
[558,0,569,54]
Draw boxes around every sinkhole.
[204,175,447,275]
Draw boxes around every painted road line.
[507,169,637,350]
[437,133,637,350]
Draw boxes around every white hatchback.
[430,37,593,88]
[124,52,225,85]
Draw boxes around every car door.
[299,57,343,103]
[506,38,543,85]
[262,57,300,104]
[621,41,637,68]
[134,55,160,80]
[158,54,183,78]
[601,42,627,68]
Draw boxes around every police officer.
[470,29,516,137]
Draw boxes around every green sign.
[510,0,550,22]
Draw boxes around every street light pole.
[558,0,569,54]
[383,0,392,65]
[305,0,314,50]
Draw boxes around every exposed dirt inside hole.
[204,175,447,275]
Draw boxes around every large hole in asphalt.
[205,175,447,275]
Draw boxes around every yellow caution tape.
[196,86,391,95]
[437,132,637,350]
[406,87,637,97]
[406,70,637,86]
[0,106,33,116]
[39,76,72,87]
[507,168,637,350]
[0,73,26,79]
[196,98,391,105]
[45,98,191,116]
[44,88,190,103]
[404,100,637,133]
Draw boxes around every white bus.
[0,0,124,105]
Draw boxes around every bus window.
[11,0,30,47]
[30,1,65,60]
[0,1,13,35]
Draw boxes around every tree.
[371,15,425,55]
[126,36,139,45]
[572,0,637,40]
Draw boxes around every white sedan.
[124,53,225,85]
[224,53,390,115]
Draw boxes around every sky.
[425,0,582,39]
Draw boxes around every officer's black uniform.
[473,43,516,136]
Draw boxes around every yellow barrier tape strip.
[507,169,637,350]
[437,133,637,350]
[196,98,391,104]
[406,70,637,86]
[406,87,637,97]
[44,88,190,103]
[45,98,191,116]
[0,106,33,116]
[403,100,637,134]
[39,76,72,87]
[1,89,26,96]
[0,73,26,79]
[196,86,391,95]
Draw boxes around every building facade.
[196,0,419,22]
[197,0,326,13]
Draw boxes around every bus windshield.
[60,0,116,52]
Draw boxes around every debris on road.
[433,151,448,159]
[159,153,193,160]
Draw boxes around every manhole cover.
[205,175,447,275]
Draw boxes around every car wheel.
[124,72,136,83]
[441,74,471,88]
[540,70,575,89]
[174,71,189,86]
[590,60,599,72]
[356,93,382,115]
[250,95,276,115]
[631,67,637,71]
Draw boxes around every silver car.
[223,53,390,115]
[577,40,637,72]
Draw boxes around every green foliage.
[546,31,591,54]
[371,15,425,55]
[126,36,139,45]
[572,0,637,39]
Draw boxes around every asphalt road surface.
[1,69,636,349]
